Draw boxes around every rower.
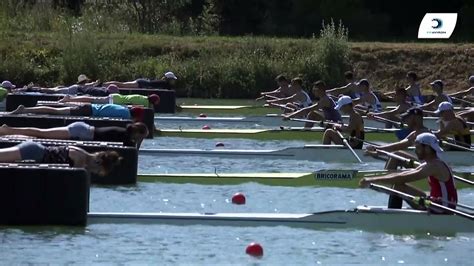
[266,77,312,112]
[365,107,430,170]
[322,96,364,149]
[352,79,382,113]
[282,80,342,127]
[448,75,474,103]
[257,75,292,100]
[420,80,452,111]
[59,92,161,109]
[434,101,472,150]
[360,132,458,212]
[326,71,360,98]
[0,122,149,149]
[367,88,412,124]
[405,71,424,105]
[103,71,177,90]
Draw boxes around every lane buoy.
[202,125,211,130]
[232,192,246,205]
[215,142,225,147]
[198,113,207,118]
[246,242,263,257]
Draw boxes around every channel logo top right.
[418,13,458,39]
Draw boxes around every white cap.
[469,75,474,83]
[164,71,177,80]
[415,132,443,157]
[334,95,353,110]
[77,74,90,84]
[434,101,453,114]
[1,80,15,89]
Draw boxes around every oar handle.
[369,115,403,128]
[369,184,474,220]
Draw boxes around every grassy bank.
[1,31,473,98]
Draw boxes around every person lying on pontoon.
[326,71,360,98]
[103,72,177,90]
[0,122,149,149]
[360,133,458,213]
[351,79,382,113]
[365,107,430,170]
[322,96,364,149]
[257,74,292,100]
[59,92,161,109]
[420,80,452,112]
[282,80,342,128]
[0,141,122,176]
[7,104,146,123]
[367,88,412,124]
[449,75,474,104]
[433,102,472,150]
[266,77,312,112]
[14,84,120,97]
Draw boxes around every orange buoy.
[246,242,263,257]
[231,192,246,205]
[202,125,211,130]
[198,113,207,118]
[215,142,225,147]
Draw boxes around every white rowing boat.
[87,206,473,234]
[139,144,473,166]
[154,114,442,130]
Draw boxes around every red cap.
[148,94,160,106]
[130,107,145,122]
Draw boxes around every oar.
[289,118,337,128]
[368,115,403,129]
[369,183,474,220]
[451,96,473,106]
[375,149,474,186]
[439,139,474,152]
[335,129,363,163]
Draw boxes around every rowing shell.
[87,206,473,234]
[137,170,474,190]
[154,127,405,142]
[155,114,442,130]
[139,144,473,166]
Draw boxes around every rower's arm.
[267,94,296,104]
[449,87,472,98]
[376,138,411,152]
[286,103,319,118]
[261,88,281,96]
[326,84,349,96]
[369,107,398,119]
[420,100,436,111]
[61,95,108,103]
[363,165,429,185]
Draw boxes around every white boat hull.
[139,144,473,166]
[87,206,474,234]
[154,114,442,130]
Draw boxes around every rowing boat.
[139,144,473,166]
[87,206,473,234]
[154,127,405,142]
[155,114,441,130]
[137,170,474,189]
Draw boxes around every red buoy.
[246,242,263,257]
[198,113,207,118]
[231,192,246,205]
[202,125,211,130]
[215,142,225,147]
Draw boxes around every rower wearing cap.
[365,107,431,170]
[266,77,312,112]
[59,93,160,109]
[103,71,177,90]
[322,96,364,149]
[352,79,382,113]
[327,71,360,98]
[434,101,472,149]
[405,71,424,105]
[360,132,458,212]
[367,88,412,124]
[283,80,342,127]
[420,80,452,111]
